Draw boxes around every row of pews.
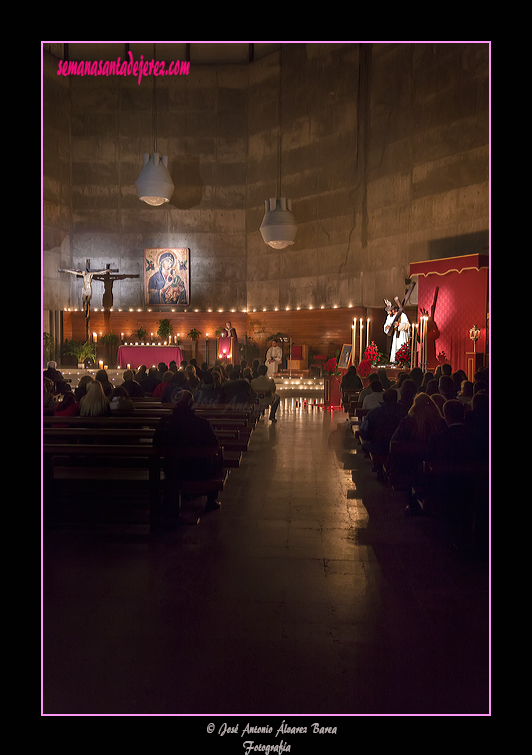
[342,389,488,553]
[42,397,262,530]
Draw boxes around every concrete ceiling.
[43,42,281,65]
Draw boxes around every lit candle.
[93,332,97,343]
[366,318,370,348]
[99,360,103,369]
[410,324,415,370]
[359,320,363,361]
[352,318,357,364]
[127,364,131,370]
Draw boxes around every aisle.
[42,400,489,715]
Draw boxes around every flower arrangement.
[323,357,341,377]
[394,341,411,367]
[362,341,388,366]
[357,359,372,378]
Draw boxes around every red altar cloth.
[117,345,183,370]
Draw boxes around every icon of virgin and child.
[145,249,189,306]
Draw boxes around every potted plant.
[100,330,120,367]
[157,318,173,343]
[132,326,147,342]
[43,332,54,365]
[61,339,96,368]
[187,327,202,360]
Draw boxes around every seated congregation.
[343,362,489,549]
[42,358,280,528]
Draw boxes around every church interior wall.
[42,42,489,358]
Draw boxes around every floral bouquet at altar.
[394,341,411,367]
[357,358,372,378]
[323,357,341,377]
[362,341,388,367]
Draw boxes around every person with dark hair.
[153,390,223,517]
[139,367,161,394]
[419,371,434,394]
[120,369,145,398]
[408,367,423,392]
[342,365,363,392]
[221,368,254,405]
[194,372,222,405]
[398,379,417,413]
[95,369,113,398]
[376,368,392,390]
[161,370,188,403]
[438,374,455,401]
[109,386,134,415]
[358,389,406,477]
[464,391,489,436]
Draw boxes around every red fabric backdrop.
[410,255,488,376]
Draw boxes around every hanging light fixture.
[135,45,174,206]
[259,46,297,248]
[260,197,297,248]
[136,152,174,206]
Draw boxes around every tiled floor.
[42,398,490,715]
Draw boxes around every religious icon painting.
[144,248,190,307]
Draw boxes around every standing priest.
[265,339,283,378]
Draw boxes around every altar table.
[117,346,183,370]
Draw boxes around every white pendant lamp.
[135,44,174,207]
[259,46,297,249]
[259,197,297,249]
[136,153,174,206]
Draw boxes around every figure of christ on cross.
[59,259,120,340]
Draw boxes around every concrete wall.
[42,42,489,320]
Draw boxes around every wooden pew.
[43,443,227,530]
[42,418,246,462]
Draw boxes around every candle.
[410,324,415,370]
[352,318,357,364]
[127,364,131,370]
[93,332,97,343]
[98,360,103,369]
[366,318,370,349]
[359,320,363,361]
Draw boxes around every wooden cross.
[58,259,118,338]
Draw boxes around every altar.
[117,345,183,370]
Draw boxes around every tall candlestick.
[366,318,370,349]
[359,320,363,361]
[352,318,357,364]
[410,324,415,370]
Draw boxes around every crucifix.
[92,265,140,333]
[58,259,118,339]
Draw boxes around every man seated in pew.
[250,364,281,422]
[120,369,145,398]
[358,389,406,474]
[220,368,255,408]
[194,372,223,405]
[153,390,223,514]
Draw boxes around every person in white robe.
[384,308,410,363]
[265,340,283,377]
